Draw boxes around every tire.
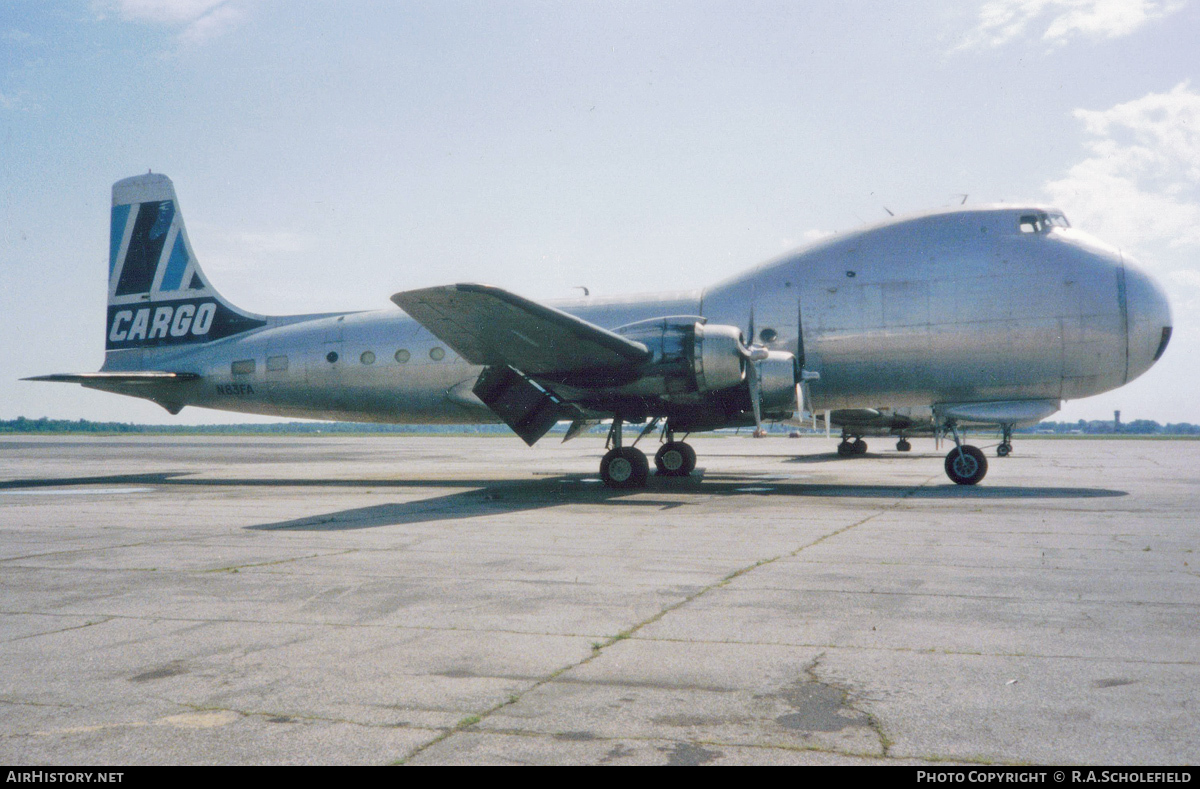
[945,445,988,485]
[837,441,855,457]
[852,438,868,455]
[997,443,1011,457]
[896,439,912,452]
[601,447,649,488]
[655,442,696,476]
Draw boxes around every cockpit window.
[1019,212,1070,233]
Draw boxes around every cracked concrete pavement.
[0,435,1196,765]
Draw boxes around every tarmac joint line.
[397,473,938,764]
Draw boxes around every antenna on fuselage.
[954,193,969,205]
[575,286,590,297]
[883,207,894,217]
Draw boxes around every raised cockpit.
[1018,211,1070,233]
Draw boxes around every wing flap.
[391,284,650,375]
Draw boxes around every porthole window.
[360,351,376,365]
[394,349,410,363]
[759,328,778,343]
[429,347,445,361]
[326,351,339,363]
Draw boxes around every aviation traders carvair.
[28,174,1173,487]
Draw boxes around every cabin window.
[231,359,256,376]
[360,351,376,365]
[429,347,445,361]
[266,355,288,372]
[395,349,410,363]
[759,328,778,343]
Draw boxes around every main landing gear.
[942,422,987,485]
[896,438,912,452]
[599,446,648,488]
[655,439,696,477]
[599,419,695,488]
[837,433,868,456]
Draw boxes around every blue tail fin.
[106,174,265,351]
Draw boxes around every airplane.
[26,173,1173,488]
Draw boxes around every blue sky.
[2,0,1198,424]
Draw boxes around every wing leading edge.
[390,284,651,376]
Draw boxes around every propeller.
[739,337,817,437]
[740,341,771,437]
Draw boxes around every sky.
[2,0,1198,425]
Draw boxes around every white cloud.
[109,0,227,24]
[96,0,246,44]
[176,3,244,45]
[957,0,1185,49]
[0,89,33,112]
[1045,83,1200,250]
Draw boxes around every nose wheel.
[996,423,1014,457]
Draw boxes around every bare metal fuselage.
[93,206,1170,428]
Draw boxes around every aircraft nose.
[1122,259,1172,384]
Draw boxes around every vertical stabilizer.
[106,173,266,351]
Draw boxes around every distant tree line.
[0,417,514,435]
[1017,419,1200,435]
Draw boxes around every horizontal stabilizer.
[24,372,200,385]
[392,283,650,376]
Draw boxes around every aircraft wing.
[391,284,651,375]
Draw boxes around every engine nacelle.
[612,317,747,397]
[693,322,746,393]
[755,350,799,414]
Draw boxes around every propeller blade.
[748,356,765,436]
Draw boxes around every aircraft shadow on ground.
[244,473,1128,530]
[0,471,1127,532]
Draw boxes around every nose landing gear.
[997,423,1014,457]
